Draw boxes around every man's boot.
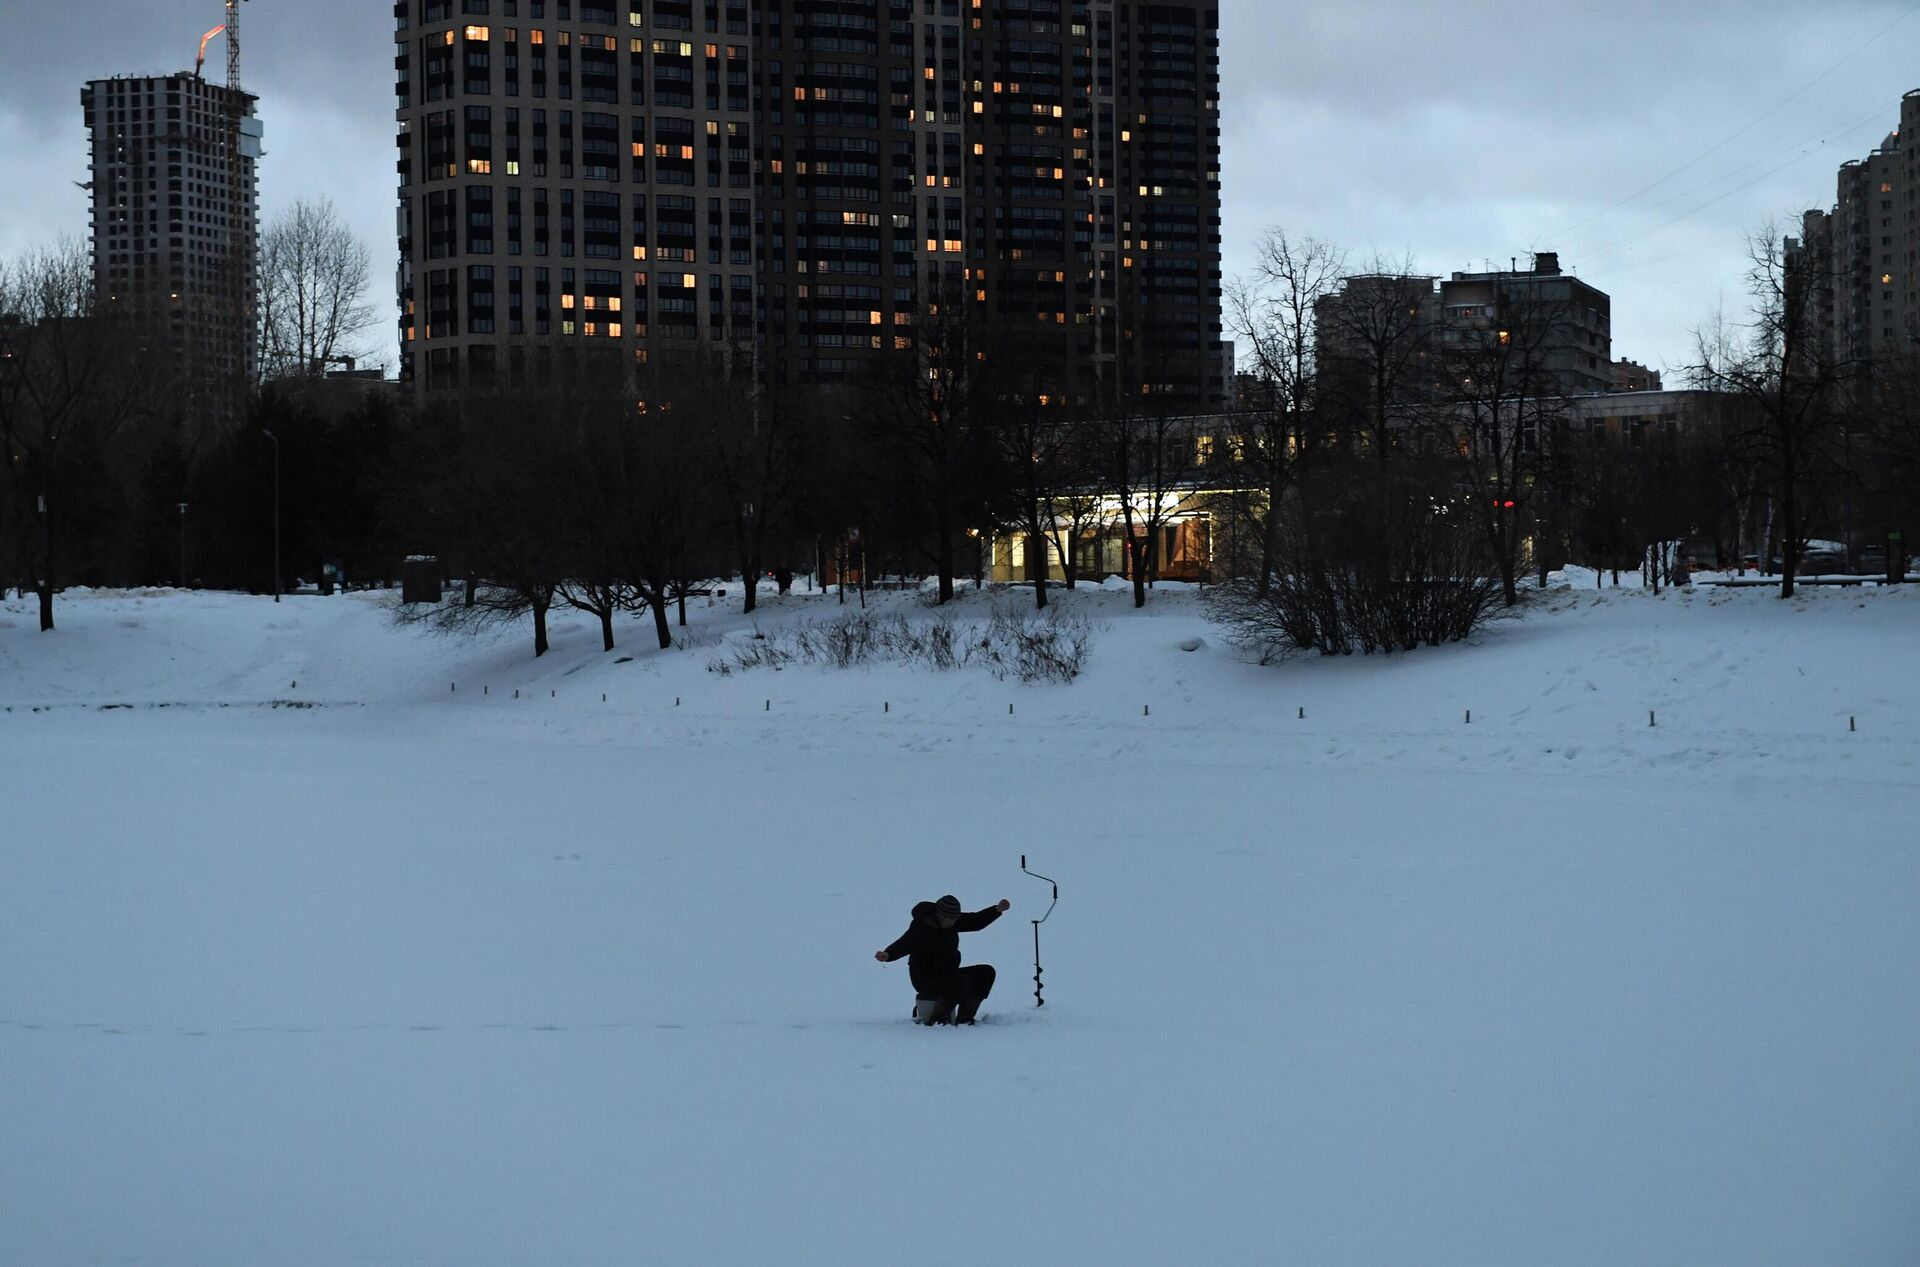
[914,996,954,1026]
[954,996,981,1025]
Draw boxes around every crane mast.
[226,0,242,96]
[224,0,250,400]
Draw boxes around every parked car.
[1799,546,1848,575]
[1852,547,1888,576]
[1767,547,1847,574]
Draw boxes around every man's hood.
[911,900,940,924]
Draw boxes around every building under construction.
[81,5,264,419]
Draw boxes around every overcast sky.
[5,0,1918,378]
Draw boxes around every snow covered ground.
[3,580,1917,1264]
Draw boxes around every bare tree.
[625,361,719,649]
[0,240,164,631]
[257,198,377,381]
[1426,284,1574,605]
[555,361,642,653]
[858,286,993,604]
[1315,258,1434,467]
[1689,224,1864,598]
[1040,450,1105,592]
[412,387,568,657]
[1095,378,1203,609]
[702,360,801,614]
[1225,230,1344,594]
[1854,348,1920,568]
[980,337,1087,609]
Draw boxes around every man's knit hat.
[935,895,962,920]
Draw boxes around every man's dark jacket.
[880,901,1001,996]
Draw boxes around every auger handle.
[1020,856,1058,1006]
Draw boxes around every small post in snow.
[1466,709,1472,724]
[1649,710,1656,727]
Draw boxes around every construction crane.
[225,0,245,96]
[223,0,251,404]
[194,24,226,80]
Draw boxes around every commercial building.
[1434,254,1612,395]
[1610,358,1662,393]
[1314,253,1613,403]
[81,71,264,405]
[393,0,1225,406]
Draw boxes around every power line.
[1549,0,1920,244]
[1555,98,1894,255]
[1582,147,1827,266]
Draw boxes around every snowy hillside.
[3,581,1917,1264]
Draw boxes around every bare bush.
[709,604,1094,684]
[1206,456,1507,661]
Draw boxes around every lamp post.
[177,502,189,588]
[262,429,280,602]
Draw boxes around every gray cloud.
[6,0,1919,378]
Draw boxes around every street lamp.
[262,429,280,602]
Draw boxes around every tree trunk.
[650,594,673,649]
[935,501,956,604]
[739,527,759,615]
[1779,472,1798,600]
[677,588,688,627]
[533,599,550,658]
[1028,526,1048,610]
[1256,482,1283,600]
[1131,537,1148,609]
[36,498,54,631]
[464,573,478,608]
[599,607,616,653]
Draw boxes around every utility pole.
[178,503,190,588]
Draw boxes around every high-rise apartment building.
[1784,207,1836,372]
[1795,89,1920,373]
[1832,132,1904,367]
[394,0,1224,406]
[81,72,263,400]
